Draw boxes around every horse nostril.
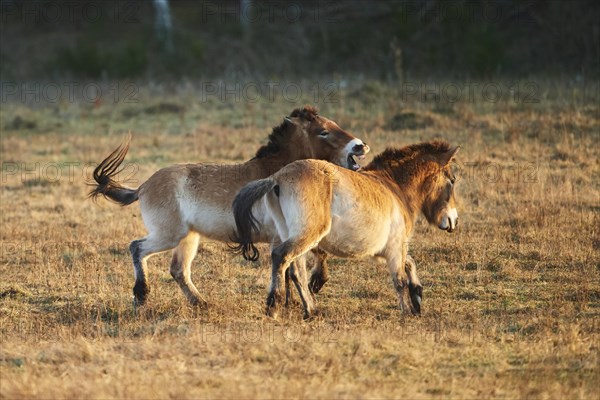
[352,144,364,152]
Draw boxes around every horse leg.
[285,262,310,307]
[130,239,150,305]
[268,241,293,307]
[404,255,423,314]
[267,239,316,319]
[130,233,183,306]
[170,231,207,307]
[285,266,294,307]
[289,255,317,319]
[308,248,330,294]
[387,253,417,315]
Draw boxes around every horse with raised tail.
[89,106,369,306]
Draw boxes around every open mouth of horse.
[347,154,366,171]
[346,143,369,171]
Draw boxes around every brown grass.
[1,80,599,399]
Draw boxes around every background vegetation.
[1,0,599,80]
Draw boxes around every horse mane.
[255,106,319,159]
[365,140,451,170]
[364,140,452,183]
[362,140,453,220]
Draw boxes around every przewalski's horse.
[232,141,459,319]
[89,106,369,307]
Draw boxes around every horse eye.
[319,130,329,137]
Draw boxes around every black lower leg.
[393,276,415,315]
[130,239,149,304]
[267,242,291,316]
[285,268,293,306]
[408,283,423,315]
[133,280,150,303]
[309,269,328,294]
[290,269,312,319]
[309,250,329,294]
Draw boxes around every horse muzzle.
[344,139,370,171]
[439,208,458,232]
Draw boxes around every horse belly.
[181,200,235,242]
[320,212,390,258]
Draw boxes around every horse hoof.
[303,308,320,321]
[133,282,150,304]
[190,297,208,309]
[410,294,421,315]
[132,297,145,308]
[408,285,422,315]
[266,292,280,318]
[266,306,279,319]
[309,275,327,294]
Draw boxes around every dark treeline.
[1,0,598,80]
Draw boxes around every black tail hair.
[230,178,277,261]
[88,133,139,206]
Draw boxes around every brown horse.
[89,106,369,306]
[233,141,459,319]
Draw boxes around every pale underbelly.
[186,205,278,244]
[318,215,390,258]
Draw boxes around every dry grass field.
[1,80,599,399]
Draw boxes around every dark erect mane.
[255,106,319,159]
[364,140,452,171]
[362,140,453,217]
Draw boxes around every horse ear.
[440,145,460,166]
[284,116,299,126]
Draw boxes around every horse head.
[257,106,369,170]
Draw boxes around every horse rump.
[230,178,277,261]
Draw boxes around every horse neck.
[372,168,428,234]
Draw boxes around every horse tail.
[230,178,277,261]
[88,134,139,206]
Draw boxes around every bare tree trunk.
[241,0,253,43]
[153,0,173,52]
